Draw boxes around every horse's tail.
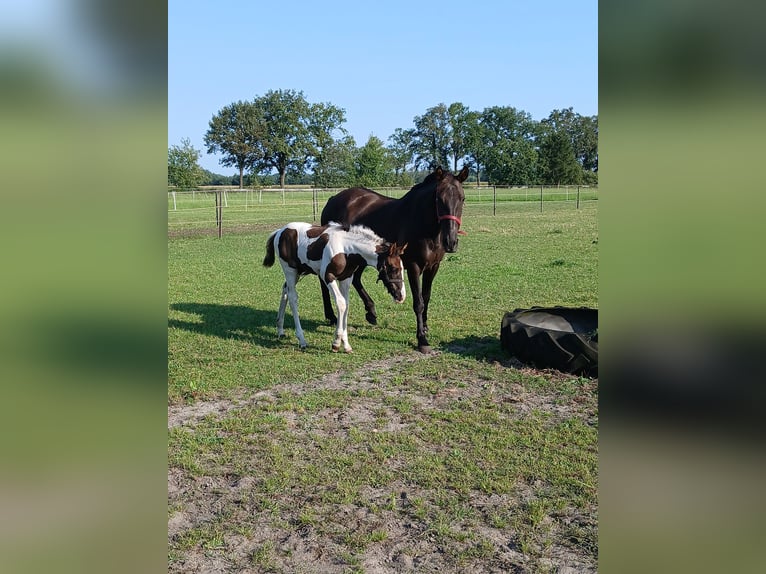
[263,231,277,267]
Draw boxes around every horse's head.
[375,242,407,304]
[433,166,468,253]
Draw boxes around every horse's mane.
[409,170,439,193]
[403,167,453,203]
[326,221,386,247]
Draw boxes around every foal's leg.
[327,279,353,353]
[406,263,431,353]
[276,281,288,338]
[284,276,307,349]
[320,277,337,325]
[338,279,353,352]
[351,266,377,325]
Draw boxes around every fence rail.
[167,185,598,236]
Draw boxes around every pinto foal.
[263,222,406,352]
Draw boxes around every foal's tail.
[263,231,277,267]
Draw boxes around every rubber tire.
[500,306,598,377]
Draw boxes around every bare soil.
[168,352,597,573]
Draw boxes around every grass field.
[168,186,598,232]
[168,201,598,572]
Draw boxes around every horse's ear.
[456,165,469,182]
[389,242,407,256]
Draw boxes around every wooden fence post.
[216,190,223,238]
[493,185,497,216]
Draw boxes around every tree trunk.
[279,170,286,188]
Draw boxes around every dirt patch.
[168,352,432,430]
[168,352,597,573]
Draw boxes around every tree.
[537,129,582,185]
[251,89,346,188]
[355,135,393,187]
[577,114,598,175]
[446,102,476,173]
[542,108,598,181]
[313,135,357,188]
[168,138,205,190]
[386,128,415,185]
[410,103,451,170]
[204,101,261,188]
[410,102,476,173]
[479,106,538,185]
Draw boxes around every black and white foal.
[263,222,407,352]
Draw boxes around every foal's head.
[375,242,407,303]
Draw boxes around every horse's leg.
[285,279,307,349]
[276,281,288,338]
[351,266,377,325]
[420,262,440,337]
[320,277,337,325]
[406,264,431,353]
[327,280,352,353]
[338,279,353,352]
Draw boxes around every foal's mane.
[326,221,386,248]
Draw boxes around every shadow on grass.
[442,335,505,361]
[169,302,327,347]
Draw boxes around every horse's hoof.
[331,345,340,353]
[365,311,377,326]
[344,348,353,354]
[299,344,307,351]
[327,319,338,327]
[417,345,433,354]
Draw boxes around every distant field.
[168,200,598,572]
[167,185,598,233]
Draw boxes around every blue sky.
[169,0,597,174]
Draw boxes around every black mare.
[320,166,468,352]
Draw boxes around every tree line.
[168,89,597,190]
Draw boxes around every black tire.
[500,306,598,377]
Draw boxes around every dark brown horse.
[320,166,468,352]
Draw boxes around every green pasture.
[168,201,597,402]
[168,201,598,572]
[167,186,598,231]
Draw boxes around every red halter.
[436,197,467,235]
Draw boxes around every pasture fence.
[167,184,598,236]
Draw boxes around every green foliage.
[446,102,478,173]
[251,89,346,188]
[537,130,582,185]
[411,103,452,169]
[355,135,393,187]
[386,128,415,183]
[543,108,598,173]
[479,106,538,185]
[313,135,357,188]
[202,95,597,189]
[204,100,261,188]
[168,138,205,190]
